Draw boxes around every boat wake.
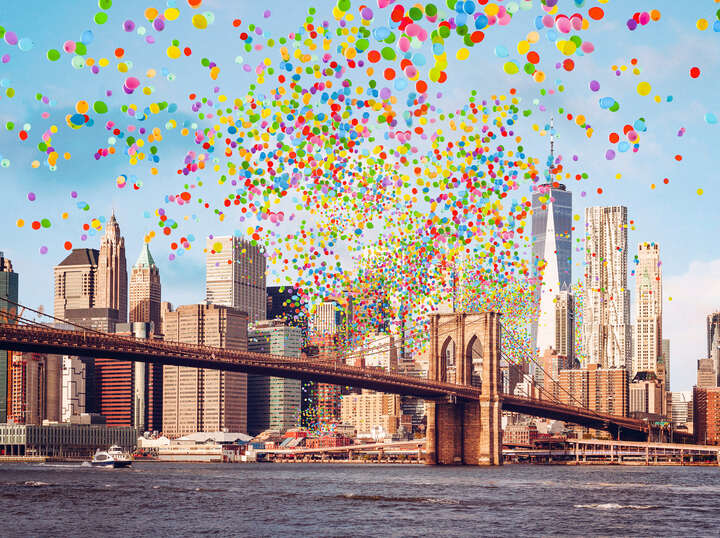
[574,503,657,510]
[339,493,460,505]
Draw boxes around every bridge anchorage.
[425,311,503,466]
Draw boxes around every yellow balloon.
[456,48,469,61]
[516,40,530,55]
[164,8,180,21]
[697,18,709,31]
[636,81,652,96]
[192,14,208,29]
[166,46,181,59]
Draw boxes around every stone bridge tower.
[425,311,502,465]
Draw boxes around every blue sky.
[1,0,719,391]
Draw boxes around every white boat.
[91,445,133,468]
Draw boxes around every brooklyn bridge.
[0,307,670,465]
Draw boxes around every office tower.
[311,299,346,336]
[558,364,628,417]
[697,357,718,388]
[61,356,86,421]
[247,319,302,435]
[583,206,631,369]
[629,372,664,415]
[94,322,162,431]
[660,338,671,392]
[531,184,573,356]
[708,312,720,359]
[693,386,720,445]
[162,304,248,437]
[129,243,161,333]
[206,235,266,322]
[54,248,99,320]
[633,243,662,376]
[8,352,61,425]
[0,251,19,423]
[554,289,575,363]
[97,213,128,322]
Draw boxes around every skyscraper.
[0,251,19,423]
[247,319,302,435]
[54,248,99,320]
[583,206,631,369]
[707,312,720,359]
[97,213,128,322]
[531,128,572,359]
[129,243,161,333]
[554,288,575,364]
[162,304,248,437]
[633,242,662,375]
[206,235,266,322]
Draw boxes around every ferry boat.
[91,445,133,468]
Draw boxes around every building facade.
[634,243,662,376]
[96,213,128,322]
[61,356,86,421]
[558,364,629,417]
[583,206,631,369]
[0,251,19,423]
[162,304,248,437]
[340,390,401,436]
[707,312,720,360]
[531,182,572,359]
[629,373,664,416]
[129,243,161,333]
[53,248,99,320]
[8,352,61,425]
[693,387,720,445]
[554,289,575,363]
[205,235,266,322]
[247,320,302,435]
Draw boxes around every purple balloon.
[153,18,165,31]
[27,192,36,201]
[123,20,135,32]
[4,31,18,46]
[605,149,616,161]
[627,19,637,31]
[589,80,600,92]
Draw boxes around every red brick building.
[694,386,720,445]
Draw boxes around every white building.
[583,206,631,369]
[311,299,344,336]
[205,235,266,322]
[634,243,662,375]
[61,356,86,422]
[669,391,693,426]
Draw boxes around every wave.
[339,493,460,505]
[23,481,51,487]
[574,503,657,510]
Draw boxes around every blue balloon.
[705,112,718,125]
[618,141,630,153]
[599,97,614,109]
[432,43,444,55]
[455,13,467,26]
[17,37,34,52]
[714,20,720,32]
[546,29,558,42]
[494,45,509,58]
[81,30,94,45]
[70,113,85,125]
[412,53,426,66]
[633,119,647,132]
[373,27,391,41]
[534,16,544,30]
[475,14,488,29]
[464,1,475,14]
[394,77,408,91]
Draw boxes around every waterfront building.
[0,251,19,423]
[93,322,162,432]
[504,423,540,445]
[558,364,628,417]
[247,319,302,435]
[8,352,61,425]
[61,356,86,421]
[162,304,248,437]
[206,235,266,323]
[628,372,664,416]
[693,386,720,445]
[668,391,693,427]
[129,243,161,333]
[633,243,662,376]
[583,206,631,369]
[340,390,401,436]
[0,420,137,458]
[53,248,99,321]
[97,213,128,322]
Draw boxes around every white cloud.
[664,259,720,391]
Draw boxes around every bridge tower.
[425,312,502,465]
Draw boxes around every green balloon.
[98,0,112,8]
[93,101,108,114]
[47,49,61,61]
[94,12,108,25]
[609,101,620,112]
[75,42,87,56]
[381,47,396,61]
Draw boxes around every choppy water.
[1,462,718,536]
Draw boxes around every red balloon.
[690,66,701,78]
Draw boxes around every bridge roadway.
[0,323,649,438]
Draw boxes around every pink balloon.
[542,15,554,28]
[63,40,76,53]
[581,41,595,53]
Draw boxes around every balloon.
[589,80,600,92]
[705,112,718,125]
[636,81,651,96]
[17,38,33,52]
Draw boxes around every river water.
[1,462,718,536]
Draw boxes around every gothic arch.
[440,336,456,383]
[466,334,483,389]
